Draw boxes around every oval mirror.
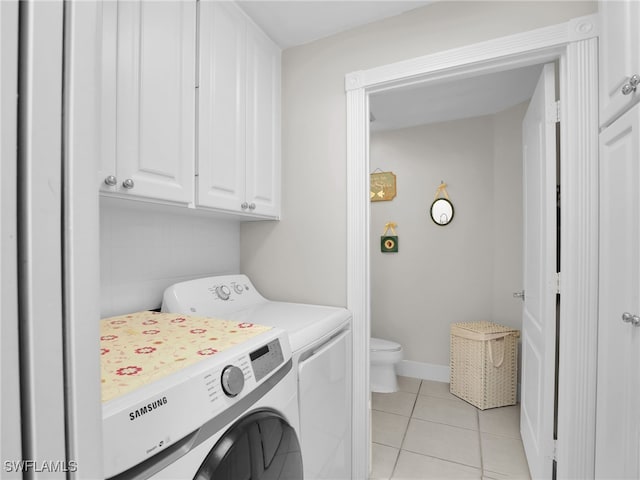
[430,198,454,226]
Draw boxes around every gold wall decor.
[370,171,397,202]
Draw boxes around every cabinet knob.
[248,203,256,210]
[241,202,249,210]
[104,175,117,186]
[122,178,135,189]
[621,74,640,95]
[621,312,640,327]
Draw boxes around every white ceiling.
[237,1,433,49]
[235,1,543,131]
[370,64,544,132]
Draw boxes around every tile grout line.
[477,407,485,477]
[389,380,421,479]
[407,415,483,434]
[398,447,485,472]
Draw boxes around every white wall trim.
[556,37,600,480]
[396,360,450,383]
[64,2,104,477]
[346,14,599,479]
[346,85,370,480]
[345,15,598,93]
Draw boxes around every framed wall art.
[370,171,396,202]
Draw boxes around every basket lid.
[451,321,519,340]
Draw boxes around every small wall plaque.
[370,171,397,202]
[381,236,398,253]
[381,222,399,253]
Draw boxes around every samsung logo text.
[129,397,168,421]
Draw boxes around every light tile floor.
[371,376,531,480]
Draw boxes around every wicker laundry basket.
[450,321,520,410]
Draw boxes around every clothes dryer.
[162,274,352,480]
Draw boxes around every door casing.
[345,15,599,479]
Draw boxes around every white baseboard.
[396,359,523,401]
[396,359,450,383]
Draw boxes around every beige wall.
[240,1,595,306]
[370,103,527,366]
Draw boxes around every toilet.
[370,337,403,393]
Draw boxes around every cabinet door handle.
[248,203,256,210]
[122,178,135,189]
[104,175,117,186]
[621,312,640,327]
[241,202,249,210]
[621,74,640,95]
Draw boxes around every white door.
[595,102,640,479]
[520,62,557,479]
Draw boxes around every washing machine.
[101,312,301,480]
[162,274,352,480]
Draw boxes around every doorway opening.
[367,60,558,478]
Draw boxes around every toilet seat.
[370,337,402,353]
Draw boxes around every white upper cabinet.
[99,0,280,218]
[198,2,281,219]
[197,2,247,213]
[599,0,640,127]
[100,1,196,204]
[245,21,281,218]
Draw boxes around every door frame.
[345,15,599,479]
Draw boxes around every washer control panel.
[207,280,252,302]
[249,339,284,382]
[162,274,268,315]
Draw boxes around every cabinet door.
[197,2,247,212]
[245,21,281,218]
[116,0,195,203]
[298,330,351,479]
[596,102,640,478]
[599,0,640,127]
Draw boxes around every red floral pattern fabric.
[100,311,271,403]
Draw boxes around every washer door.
[194,409,302,480]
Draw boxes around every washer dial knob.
[216,285,231,301]
[233,283,244,294]
[221,365,244,397]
